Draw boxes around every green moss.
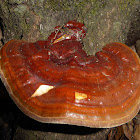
[20,21,30,35]
[13,4,28,15]
[74,0,107,16]
[113,22,122,32]
[44,0,73,11]
[8,0,24,4]
[117,0,136,12]
[74,0,87,9]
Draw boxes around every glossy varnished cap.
[0,39,140,128]
[0,19,140,128]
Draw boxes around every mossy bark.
[0,0,140,54]
[0,0,140,139]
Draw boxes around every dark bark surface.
[0,0,140,53]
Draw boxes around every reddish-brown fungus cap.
[0,40,140,128]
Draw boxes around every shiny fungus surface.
[0,21,140,128]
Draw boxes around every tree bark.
[0,0,140,53]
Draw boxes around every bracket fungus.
[0,21,140,128]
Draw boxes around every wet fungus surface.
[0,21,140,128]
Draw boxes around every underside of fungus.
[0,21,140,128]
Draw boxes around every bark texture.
[0,0,140,53]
